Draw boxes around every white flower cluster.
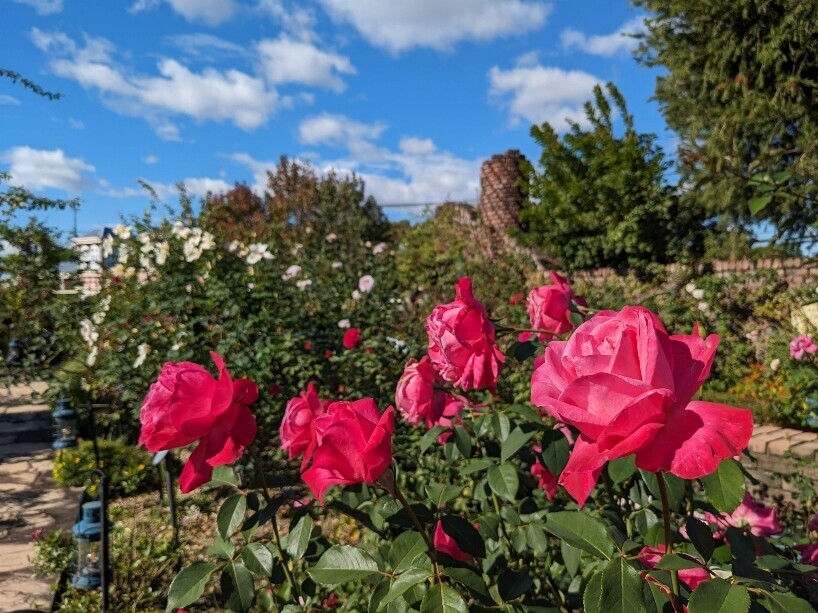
[181,227,215,263]
[685,282,709,312]
[282,264,301,281]
[246,243,274,265]
[133,343,150,369]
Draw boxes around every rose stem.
[657,471,682,612]
[392,485,442,583]
[249,446,301,599]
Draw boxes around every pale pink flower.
[790,335,818,360]
[358,275,375,293]
[703,492,781,537]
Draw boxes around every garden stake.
[164,451,179,549]
[87,398,102,471]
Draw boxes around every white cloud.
[143,154,159,164]
[166,33,249,60]
[318,0,551,53]
[399,137,436,156]
[2,146,95,192]
[106,176,231,199]
[68,116,84,129]
[130,0,237,25]
[561,17,646,57]
[298,114,387,159]
[236,114,480,210]
[0,95,21,106]
[488,56,601,130]
[31,29,280,138]
[257,0,317,42]
[257,38,355,92]
[10,0,62,15]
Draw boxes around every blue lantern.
[72,501,102,589]
[53,399,78,450]
[6,338,23,364]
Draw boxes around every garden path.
[0,382,81,612]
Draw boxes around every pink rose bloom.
[638,545,710,590]
[426,277,505,392]
[395,357,439,426]
[343,328,361,349]
[433,520,473,562]
[301,399,395,502]
[527,271,587,340]
[797,543,818,565]
[358,275,375,293]
[790,335,818,360]
[703,492,782,537]
[809,515,818,532]
[280,384,326,470]
[530,445,558,500]
[531,306,754,506]
[139,352,258,493]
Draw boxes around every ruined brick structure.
[478,150,527,233]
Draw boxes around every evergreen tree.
[519,82,704,272]
[633,0,818,244]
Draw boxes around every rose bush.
[137,273,818,613]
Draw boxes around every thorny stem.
[392,484,442,584]
[657,472,682,612]
[249,447,301,599]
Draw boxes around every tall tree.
[518,82,705,272]
[200,183,267,242]
[632,0,818,244]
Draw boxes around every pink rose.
[797,543,818,565]
[703,492,781,537]
[343,328,361,349]
[530,445,558,500]
[790,335,818,360]
[395,357,439,426]
[638,545,710,590]
[425,277,505,392]
[526,271,587,339]
[280,384,326,470]
[301,399,395,502]
[433,521,473,562]
[531,306,753,506]
[139,352,258,493]
[808,514,818,532]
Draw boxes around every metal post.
[165,452,179,549]
[93,469,110,613]
[87,399,101,470]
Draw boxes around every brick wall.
[745,425,818,500]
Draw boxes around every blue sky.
[1,0,666,235]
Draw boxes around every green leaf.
[426,483,464,507]
[388,531,428,573]
[166,562,218,612]
[420,583,469,613]
[440,515,486,558]
[217,494,247,540]
[654,553,706,571]
[381,567,432,606]
[452,425,472,458]
[544,511,615,560]
[497,569,533,602]
[459,458,495,476]
[242,542,273,577]
[443,567,491,600]
[513,340,537,362]
[608,455,637,484]
[685,516,715,562]
[308,545,380,584]
[598,557,647,613]
[501,427,536,463]
[209,465,239,487]
[687,579,750,613]
[700,459,745,513]
[749,193,772,215]
[284,515,312,560]
[762,591,816,613]
[207,536,235,559]
[540,429,570,476]
[487,463,519,501]
[222,561,255,613]
[492,412,511,441]
[583,570,604,613]
[420,427,446,452]
[640,471,685,513]
[561,541,581,577]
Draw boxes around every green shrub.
[53,439,157,497]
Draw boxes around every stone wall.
[745,425,818,501]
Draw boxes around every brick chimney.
[478,149,527,233]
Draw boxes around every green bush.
[53,439,157,497]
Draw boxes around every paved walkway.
[0,382,81,612]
